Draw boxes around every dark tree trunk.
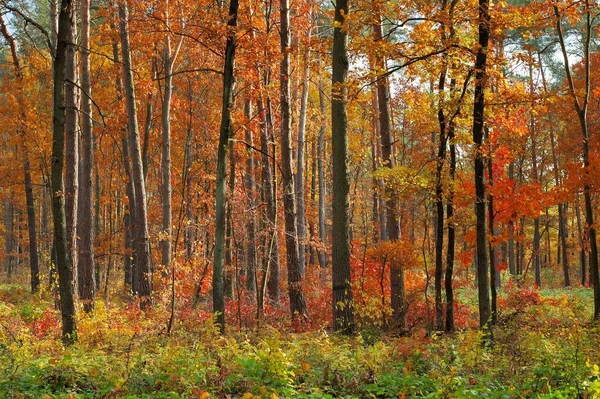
[331,0,355,334]
[317,67,327,269]
[244,99,257,293]
[280,0,307,319]
[213,0,239,332]
[77,0,95,312]
[119,0,152,307]
[52,0,77,344]
[445,120,456,332]
[472,0,491,336]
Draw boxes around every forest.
[1,0,600,397]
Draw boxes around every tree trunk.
[213,0,239,332]
[244,99,257,293]
[161,47,173,271]
[52,0,77,344]
[445,120,456,332]
[487,149,497,324]
[77,0,95,312]
[65,8,79,291]
[472,0,491,336]
[331,0,354,334]
[435,66,447,331]
[119,0,152,307]
[296,45,310,277]
[258,94,280,303]
[317,67,327,269]
[280,0,307,319]
[508,162,516,275]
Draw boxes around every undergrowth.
[0,283,600,398]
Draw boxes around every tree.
[52,0,77,344]
[118,0,152,308]
[472,0,491,336]
[331,0,354,334]
[77,0,95,312]
[213,0,239,332]
[553,0,599,318]
[280,0,307,319]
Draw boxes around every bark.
[161,18,179,271]
[280,0,307,319]
[258,94,280,303]
[65,6,79,290]
[296,45,310,277]
[317,67,327,269]
[487,148,497,324]
[508,162,516,275]
[331,0,355,334]
[445,120,456,332]
[472,0,491,336]
[244,99,257,293]
[213,0,239,332]
[52,0,77,344]
[435,67,447,331]
[77,0,95,312]
[119,0,152,307]
[224,140,236,298]
[4,199,14,278]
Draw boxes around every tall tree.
[280,0,307,319]
[64,0,79,290]
[554,0,599,318]
[472,0,491,335]
[77,0,95,312]
[331,0,354,334]
[52,0,77,344]
[213,0,239,332]
[118,0,152,308]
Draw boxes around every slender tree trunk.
[296,45,310,277]
[508,162,516,275]
[213,0,239,332]
[119,0,152,307]
[331,0,354,334]
[472,0,491,336]
[77,0,95,312]
[317,67,327,269]
[280,0,307,319]
[4,199,14,278]
[258,94,280,302]
[244,99,257,293]
[488,149,497,324]
[52,0,77,344]
[161,34,174,271]
[445,120,456,332]
[65,7,79,291]
[224,140,236,298]
[435,66,447,331]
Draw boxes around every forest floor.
[0,282,599,398]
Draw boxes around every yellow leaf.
[242,393,254,399]
[271,393,279,399]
